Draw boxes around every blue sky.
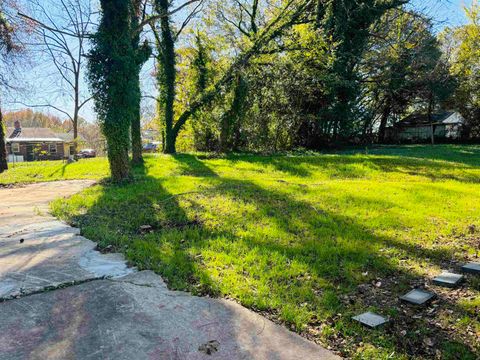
[409,0,472,29]
[3,0,474,124]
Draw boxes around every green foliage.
[192,32,211,94]
[88,0,147,181]
[152,0,189,154]
[131,1,152,164]
[183,1,428,151]
[0,8,17,54]
[362,8,455,142]
[219,74,248,151]
[316,0,408,136]
[442,3,480,137]
[153,0,314,154]
[188,32,220,151]
[1,1,24,172]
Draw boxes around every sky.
[409,0,472,29]
[3,0,475,124]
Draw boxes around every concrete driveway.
[0,181,340,360]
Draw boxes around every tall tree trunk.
[73,61,80,155]
[155,0,177,154]
[164,127,176,154]
[428,94,435,145]
[88,0,136,182]
[107,138,131,181]
[131,96,143,163]
[131,0,147,164]
[378,97,392,143]
[73,117,78,155]
[219,75,247,152]
[0,104,8,173]
[219,114,230,153]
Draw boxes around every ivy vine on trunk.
[88,0,149,181]
[131,0,151,164]
[153,0,177,154]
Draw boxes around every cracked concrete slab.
[0,271,339,360]
[0,181,133,299]
[0,181,340,359]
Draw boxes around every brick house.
[5,121,66,162]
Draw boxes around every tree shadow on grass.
[48,163,70,178]
[171,154,218,177]
[343,145,480,167]
[61,156,479,358]
[185,177,478,358]
[225,153,480,183]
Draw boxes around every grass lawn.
[1,145,479,359]
[0,157,109,184]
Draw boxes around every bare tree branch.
[19,0,93,151]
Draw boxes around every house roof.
[54,131,86,143]
[6,127,64,142]
[396,112,463,127]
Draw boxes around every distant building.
[5,121,72,162]
[386,111,465,142]
[54,131,87,157]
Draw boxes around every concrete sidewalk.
[0,181,340,360]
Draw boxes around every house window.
[12,143,20,153]
[49,144,57,154]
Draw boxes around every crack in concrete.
[0,275,171,304]
[110,279,156,288]
[0,276,106,303]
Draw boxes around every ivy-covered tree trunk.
[131,1,150,164]
[88,0,137,182]
[154,0,177,154]
[0,105,8,173]
[220,75,248,152]
[131,85,143,164]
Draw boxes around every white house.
[386,111,465,141]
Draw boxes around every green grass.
[1,144,480,359]
[0,157,109,184]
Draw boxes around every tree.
[150,0,205,154]
[0,106,7,172]
[180,31,219,151]
[360,9,447,142]
[130,0,151,164]
[417,54,456,144]
[442,3,480,137]
[153,0,312,154]
[18,0,93,154]
[1,0,26,173]
[88,0,148,181]
[315,0,408,140]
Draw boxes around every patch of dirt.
[306,274,480,359]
